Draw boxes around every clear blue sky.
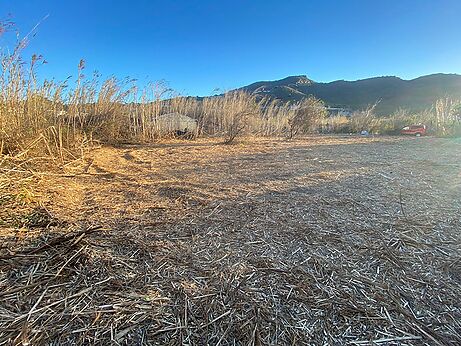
[2,0,461,96]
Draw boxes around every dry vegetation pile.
[1,136,460,345]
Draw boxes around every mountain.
[236,73,461,115]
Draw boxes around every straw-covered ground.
[1,135,460,345]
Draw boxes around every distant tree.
[287,96,327,139]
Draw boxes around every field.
[1,135,461,345]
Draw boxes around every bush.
[287,96,327,139]
[322,116,351,133]
[350,103,379,133]
[434,98,461,137]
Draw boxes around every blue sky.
[2,0,461,96]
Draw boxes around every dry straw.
[1,136,460,345]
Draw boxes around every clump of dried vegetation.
[347,101,461,137]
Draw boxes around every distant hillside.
[236,73,461,115]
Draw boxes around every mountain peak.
[239,75,314,97]
[277,75,314,86]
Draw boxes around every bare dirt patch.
[1,136,461,345]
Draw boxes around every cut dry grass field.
[1,135,461,345]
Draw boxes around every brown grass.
[1,135,460,345]
[0,28,303,158]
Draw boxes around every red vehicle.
[401,124,427,136]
